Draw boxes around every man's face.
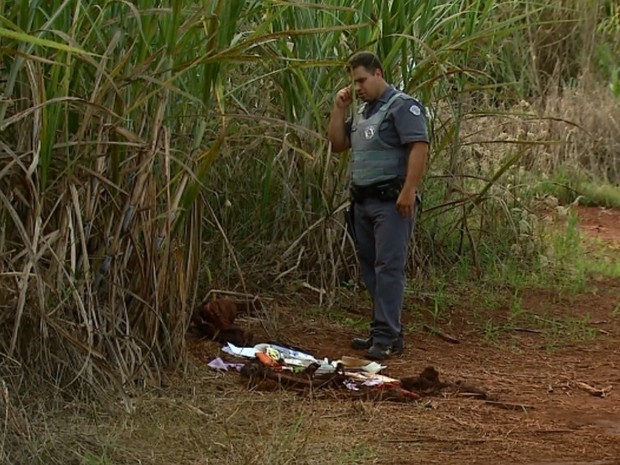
[351,65,384,102]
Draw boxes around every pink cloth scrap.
[208,357,244,372]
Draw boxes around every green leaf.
[0,26,94,55]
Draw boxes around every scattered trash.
[206,341,498,405]
[207,357,244,372]
[256,351,281,368]
[343,380,360,391]
[221,343,258,359]
[340,355,386,374]
[254,344,319,364]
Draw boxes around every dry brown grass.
[541,77,620,182]
[1,368,378,465]
[458,77,620,184]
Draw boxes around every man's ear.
[374,68,384,78]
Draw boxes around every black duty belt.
[350,178,404,203]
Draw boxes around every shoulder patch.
[409,104,422,116]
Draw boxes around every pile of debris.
[194,297,514,406]
[208,342,495,403]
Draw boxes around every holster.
[344,204,356,244]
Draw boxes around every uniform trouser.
[353,197,415,347]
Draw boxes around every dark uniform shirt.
[346,85,429,147]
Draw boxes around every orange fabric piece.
[256,351,280,367]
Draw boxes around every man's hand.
[335,86,353,109]
[397,142,429,218]
[328,86,353,152]
[396,187,416,218]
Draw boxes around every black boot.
[350,336,404,353]
[367,342,395,361]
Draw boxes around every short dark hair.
[347,52,383,74]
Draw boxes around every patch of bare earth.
[273,283,620,465]
[104,206,620,465]
[574,206,620,244]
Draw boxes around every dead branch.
[240,361,346,391]
[513,327,543,334]
[484,400,534,411]
[453,380,497,400]
[423,325,460,344]
[576,382,613,398]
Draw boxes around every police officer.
[327,51,429,360]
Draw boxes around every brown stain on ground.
[186,206,620,465]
